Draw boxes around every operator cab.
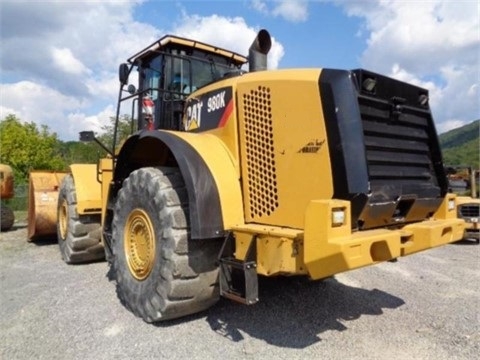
[117,35,247,133]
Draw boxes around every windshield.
[130,47,241,131]
[164,49,239,95]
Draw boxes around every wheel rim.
[59,200,68,240]
[124,208,156,281]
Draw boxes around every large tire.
[112,167,222,322]
[57,174,104,264]
[1,206,14,231]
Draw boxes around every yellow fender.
[69,164,102,215]
[112,130,244,240]
[171,131,245,230]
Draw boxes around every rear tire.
[57,174,104,264]
[112,167,221,322]
[1,206,14,231]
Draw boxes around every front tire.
[57,174,104,264]
[112,167,221,322]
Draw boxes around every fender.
[109,130,244,240]
[69,164,102,215]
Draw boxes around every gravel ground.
[1,223,479,360]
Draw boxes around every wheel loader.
[28,29,465,322]
[0,164,15,231]
[445,165,479,243]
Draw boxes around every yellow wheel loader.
[0,164,15,231]
[445,166,480,243]
[29,29,465,322]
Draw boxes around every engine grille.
[458,204,480,218]
[358,94,441,201]
[241,86,279,218]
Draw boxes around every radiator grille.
[358,95,440,201]
[242,86,278,218]
[458,204,480,218]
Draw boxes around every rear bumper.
[304,199,465,280]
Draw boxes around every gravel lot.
[1,223,479,360]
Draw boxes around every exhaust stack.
[249,29,272,72]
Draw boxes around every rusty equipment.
[0,164,15,231]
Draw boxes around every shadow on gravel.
[202,276,404,348]
[453,239,479,246]
[29,236,57,246]
[4,223,27,232]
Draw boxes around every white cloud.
[0,2,286,140]
[334,0,479,131]
[52,47,90,76]
[67,105,116,138]
[173,14,285,69]
[250,0,309,22]
[0,81,115,140]
[0,81,88,137]
[251,0,268,14]
[272,0,309,22]
[0,1,159,140]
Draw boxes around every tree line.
[1,113,477,185]
[0,114,134,184]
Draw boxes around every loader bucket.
[28,171,67,241]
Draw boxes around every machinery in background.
[0,164,15,231]
[446,165,479,243]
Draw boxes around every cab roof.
[127,34,248,65]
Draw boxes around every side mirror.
[127,84,136,94]
[119,63,130,85]
[79,131,113,156]
[79,131,95,142]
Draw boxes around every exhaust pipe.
[249,29,272,72]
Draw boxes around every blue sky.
[1,0,478,140]
[133,1,366,68]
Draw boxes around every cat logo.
[184,100,203,130]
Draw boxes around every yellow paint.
[183,76,242,177]
[401,217,465,256]
[124,208,156,280]
[98,158,113,227]
[166,131,244,229]
[454,196,479,239]
[70,164,102,215]
[433,193,458,220]
[229,196,465,280]
[236,69,334,229]
[231,224,305,276]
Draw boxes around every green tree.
[60,141,103,164]
[440,120,479,168]
[97,114,137,151]
[0,114,66,183]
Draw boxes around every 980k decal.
[183,87,233,131]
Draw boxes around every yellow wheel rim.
[59,200,68,240]
[124,208,156,281]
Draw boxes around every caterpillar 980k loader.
[28,29,465,322]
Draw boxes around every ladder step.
[218,257,259,305]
